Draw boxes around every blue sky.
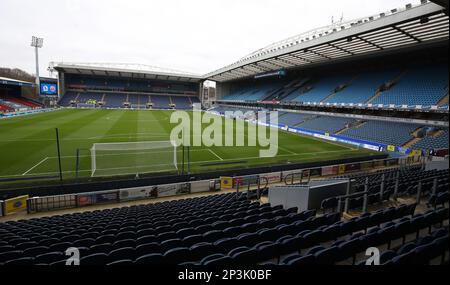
[0,0,418,76]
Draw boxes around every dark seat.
[108,247,135,262]
[135,242,160,256]
[189,243,215,262]
[230,248,259,265]
[107,259,134,266]
[80,253,110,265]
[23,246,50,257]
[163,247,190,265]
[315,246,339,265]
[3,257,35,265]
[35,252,65,264]
[203,256,233,266]
[200,254,225,265]
[287,254,315,265]
[89,243,113,255]
[134,253,164,265]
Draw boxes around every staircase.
[335,126,351,135]
[262,86,285,101]
[336,120,366,135]
[278,78,312,102]
[429,129,445,138]
[403,137,422,149]
[366,71,407,104]
[321,92,337,103]
[293,115,318,127]
[437,88,449,107]
[322,76,358,103]
[366,90,383,105]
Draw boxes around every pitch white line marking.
[276,145,297,155]
[5,149,361,178]
[22,157,49,176]
[208,149,224,161]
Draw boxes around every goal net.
[90,141,177,177]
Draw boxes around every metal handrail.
[332,172,444,214]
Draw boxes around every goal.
[90,141,178,177]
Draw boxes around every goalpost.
[90,141,178,177]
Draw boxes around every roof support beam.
[256,61,284,70]
[244,65,269,73]
[354,35,384,50]
[306,49,332,60]
[289,54,313,64]
[328,43,355,55]
[392,26,422,43]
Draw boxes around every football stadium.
[0,0,449,270]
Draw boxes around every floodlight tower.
[31,36,44,94]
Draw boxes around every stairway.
[293,115,318,127]
[322,76,358,103]
[429,129,445,138]
[437,89,449,107]
[336,120,366,135]
[403,137,422,149]
[366,90,383,105]
[366,71,407,104]
[321,91,338,103]
[335,126,351,135]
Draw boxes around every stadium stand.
[1,96,41,109]
[0,103,14,113]
[413,129,450,152]
[211,106,449,150]
[1,164,448,266]
[296,116,355,134]
[222,81,285,102]
[326,70,400,104]
[151,95,171,109]
[171,96,192,110]
[293,75,353,104]
[218,64,449,110]
[339,121,421,146]
[104,93,127,108]
[371,65,449,107]
[278,112,315,127]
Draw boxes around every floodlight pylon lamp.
[31,36,44,48]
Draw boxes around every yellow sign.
[387,145,396,152]
[338,165,346,174]
[409,150,423,157]
[4,195,29,215]
[220,177,233,190]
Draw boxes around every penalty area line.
[22,157,49,176]
[208,149,224,161]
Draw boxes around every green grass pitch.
[0,109,379,180]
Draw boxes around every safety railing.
[235,176,269,201]
[332,168,444,214]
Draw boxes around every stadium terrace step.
[437,92,449,107]
[403,137,422,149]
[322,75,358,104]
